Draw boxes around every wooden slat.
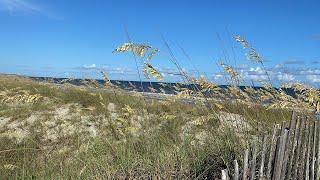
[222,169,230,180]
[293,116,306,180]
[273,129,289,180]
[233,160,239,180]
[273,122,286,178]
[243,149,249,180]
[280,111,297,180]
[267,124,280,179]
[259,135,267,180]
[286,116,301,180]
[311,121,317,180]
[272,124,283,180]
[317,121,320,180]
[299,118,309,180]
[305,120,314,180]
[250,139,257,180]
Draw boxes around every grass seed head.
[143,63,163,81]
[234,35,251,48]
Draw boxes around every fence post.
[280,112,297,180]
[293,116,306,180]
[311,121,317,180]
[222,169,230,180]
[299,118,309,179]
[287,116,301,180]
[243,149,249,180]
[259,135,267,180]
[305,120,314,180]
[273,129,289,180]
[267,124,280,179]
[317,121,320,180]
[234,160,239,180]
[250,138,257,180]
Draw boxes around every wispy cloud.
[299,68,320,76]
[310,60,320,64]
[236,63,320,86]
[0,0,63,20]
[306,75,320,83]
[239,66,269,81]
[82,64,97,70]
[283,59,305,65]
[0,0,41,12]
[77,64,138,76]
[277,72,295,82]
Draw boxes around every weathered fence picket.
[311,121,317,180]
[305,121,313,180]
[286,115,300,180]
[280,112,296,180]
[222,169,230,180]
[221,112,319,180]
[250,139,257,180]
[243,149,249,180]
[259,135,267,180]
[316,122,320,179]
[300,118,309,179]
[266,125,279,179]
[293,116,305,180]
[234,160,239,180]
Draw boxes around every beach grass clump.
[0,74,295,179]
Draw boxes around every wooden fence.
[221,112,320,180]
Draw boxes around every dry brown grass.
[0,74,294,179]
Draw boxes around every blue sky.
[0,0,319,86]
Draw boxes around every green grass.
[0,75,293,179]
[0,128,243,179]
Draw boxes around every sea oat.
[101,70,112,87]
[148,86,157,93]
[234,35,251,48]
[246,48,263,63]
[146,48,159,61]
[113,42,152,57]
[143,63,163,81]
[220,62,240,85]
[3,164,18,171]
[196,75,221,92]
[176,89,194,99]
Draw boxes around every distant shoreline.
[0,73,316,96]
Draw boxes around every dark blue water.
[30,76,299,97]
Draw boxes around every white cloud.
[0,0,62,20]
[82,64,97,69]
[277,72,295,81]
[240,66,269,81]
[247,74,268,81]
[0,0,40,12]
[275,64,284,69]
[237,64,249,69]
[213,74,223,80]
[100,66,138,75]
[249,67,265,74]
[299,69,320,75]
[306,75,320,83]
[79,64,150,76]
[283,59,305,65]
